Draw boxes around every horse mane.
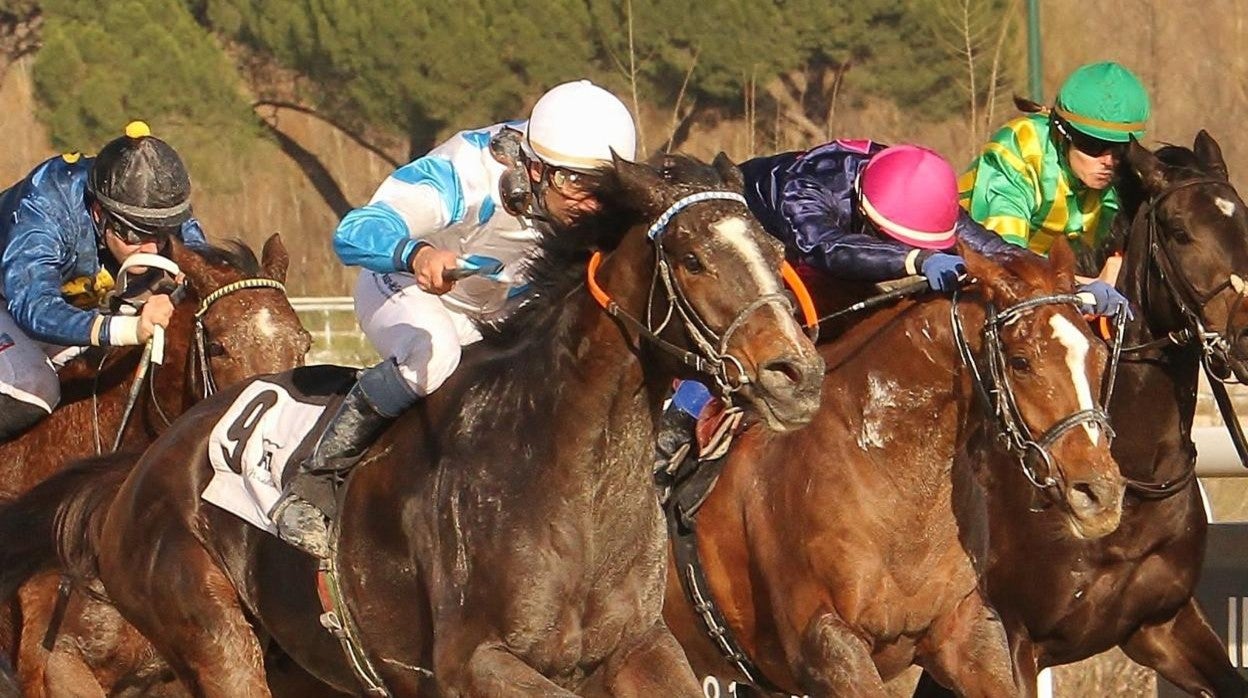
[186,239,263,277]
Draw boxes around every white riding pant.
[0,307,75,414]
[354,270,484,397]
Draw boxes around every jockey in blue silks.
[0,121,205,442]
[655,139,1130,471]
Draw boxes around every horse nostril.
[1068,482,1100,513]
[761,358,803,386]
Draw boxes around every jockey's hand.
[1077,280,1134,319]
[920,253,968,294]
[410,245,459,295]
[137,294,174,343]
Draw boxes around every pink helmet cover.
[859,144,960,250]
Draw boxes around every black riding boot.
[653,401,699,493]
[270,360,417,557]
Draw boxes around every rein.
[587,191,819,397]
[952,289,1114,494]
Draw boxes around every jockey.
[657,140,1129,474]
[0,121,205,441]
[960,60,1149,308]
[271,80,637,555]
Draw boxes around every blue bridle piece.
[646,191,748,241]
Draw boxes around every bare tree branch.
[253,100,402,169]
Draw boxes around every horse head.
[962,238,1125,539]
[600,152,824,431]
[1124,133,1248,381]
[170,234,312,396]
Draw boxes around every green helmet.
[1054,61,1150,143]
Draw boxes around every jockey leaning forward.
[271,80,638,556]
[655,139,1132,473]
[0,121,205,442]
[960,60,1150,299]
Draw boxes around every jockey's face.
[92,202,164,263]
[528,161,603,227]
[1067,142,1120,191]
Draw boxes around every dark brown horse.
[914,133,1248,696]
[0,235,311,697]
[5,153,825,696]
[664,239,1126,697]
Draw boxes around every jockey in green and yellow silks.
[959,61,1150,268]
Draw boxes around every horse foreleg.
[919,594,1021,698]
[100,527,270,698]
[792,612,887,697]
[1122,597,1247,697]
[457,643,579,697]
[15,575,111,698]
[600,622,702,697]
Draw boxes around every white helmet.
[523,80,637,172]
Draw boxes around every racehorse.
[0,235,310,696]
[663,237,1126,696]
[914,133,1248,696]
[3,153,825,696]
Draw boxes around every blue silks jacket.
[0,154,206,347]
[740,139,1016,282]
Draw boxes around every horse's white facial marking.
[1049,314,1099,445]
[255,308,276,339]
[1216,197,1237,217]
[712,215,780,294]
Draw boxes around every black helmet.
[87,121,192,233]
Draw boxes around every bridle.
[587,191,818,397]
[952,288,1113,495]
[1116,175,1248,493]
[189,277,288,399]
[1126,178,1248,375]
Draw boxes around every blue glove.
[920,253,968,293]
[1077,280,1133,319]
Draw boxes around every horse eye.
[1008,355,1031,372]
[681,253,704,274]
[208,342,227,357]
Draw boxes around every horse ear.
[712,151,745,191]
[1194,130,1230,181]
[1125,138,1168,194]
[612,150,668,216]
[261,233,289,283]
[1046,236,1079,291]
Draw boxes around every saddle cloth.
[202,365,355,533]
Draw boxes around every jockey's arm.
[778,180,921,282]
[3,225,141,347]
[333,157,453,274]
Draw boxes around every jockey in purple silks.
[656,140,1130,472]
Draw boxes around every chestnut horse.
[2,154,825,696]
[914,134,1248,696]
[0,236,311,696]
[665,239,1126,697]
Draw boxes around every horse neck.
[826,297,985,480]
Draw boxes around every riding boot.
[270,359,417,557]
[654,380,713,494]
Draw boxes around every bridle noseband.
[953,289,1114,494]
[588,191,818,397]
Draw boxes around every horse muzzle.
[1059,469,1125,540]
[736,345,824,432]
